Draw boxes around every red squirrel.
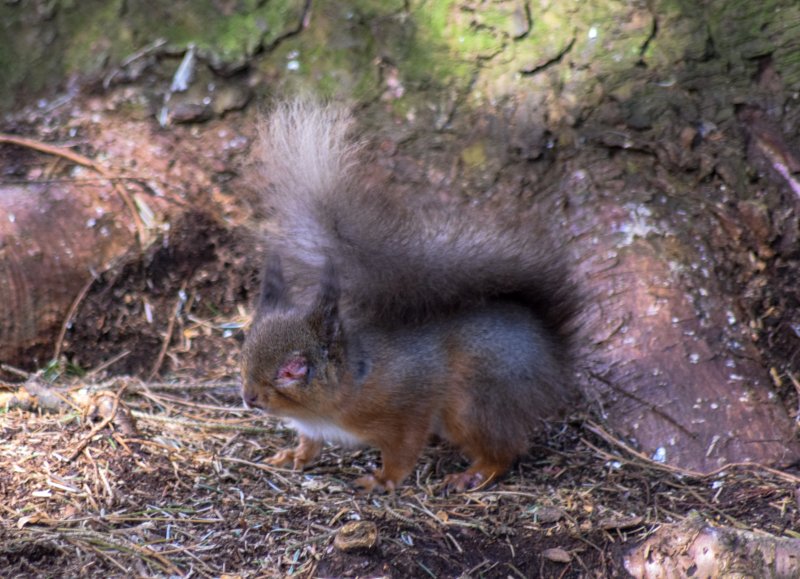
[241,100,576,492]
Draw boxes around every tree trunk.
[0,177,135,370]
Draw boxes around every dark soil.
[64,209,261,379]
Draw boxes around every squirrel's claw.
[442,470,495,493]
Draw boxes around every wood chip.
[333,521,379,552]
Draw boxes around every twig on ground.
[66,384,128,463]
[53,272,100,361]
[149,281,188,380]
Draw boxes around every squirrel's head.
[241,255,342,419]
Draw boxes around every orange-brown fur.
[241,100,577,492]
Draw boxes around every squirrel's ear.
[308,259,341,345]
[258,253,289,312]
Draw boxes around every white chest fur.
[285,418,365,447]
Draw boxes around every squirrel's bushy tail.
[256,99,575,340]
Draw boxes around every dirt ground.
[3,378,799,578]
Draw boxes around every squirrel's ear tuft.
[258,253,290,312]
[308,259,341,345]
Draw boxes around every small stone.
[333,521,379,552]
[542,547,572,563]
[530,506,565,524]
[169,102,212,124]
[211,84,252,116]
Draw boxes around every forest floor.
[2,373,800,578]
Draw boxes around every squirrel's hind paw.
[442,467,501,493]
[354,474,397,494]
[265,448,298,469]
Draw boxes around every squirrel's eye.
[276,355,308,383]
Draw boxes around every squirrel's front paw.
[354,473,397,494]
[265,436,323,471]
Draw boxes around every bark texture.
[625,514,800,578]
[0,179,134,368]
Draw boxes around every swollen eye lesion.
[276,354,309,381]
